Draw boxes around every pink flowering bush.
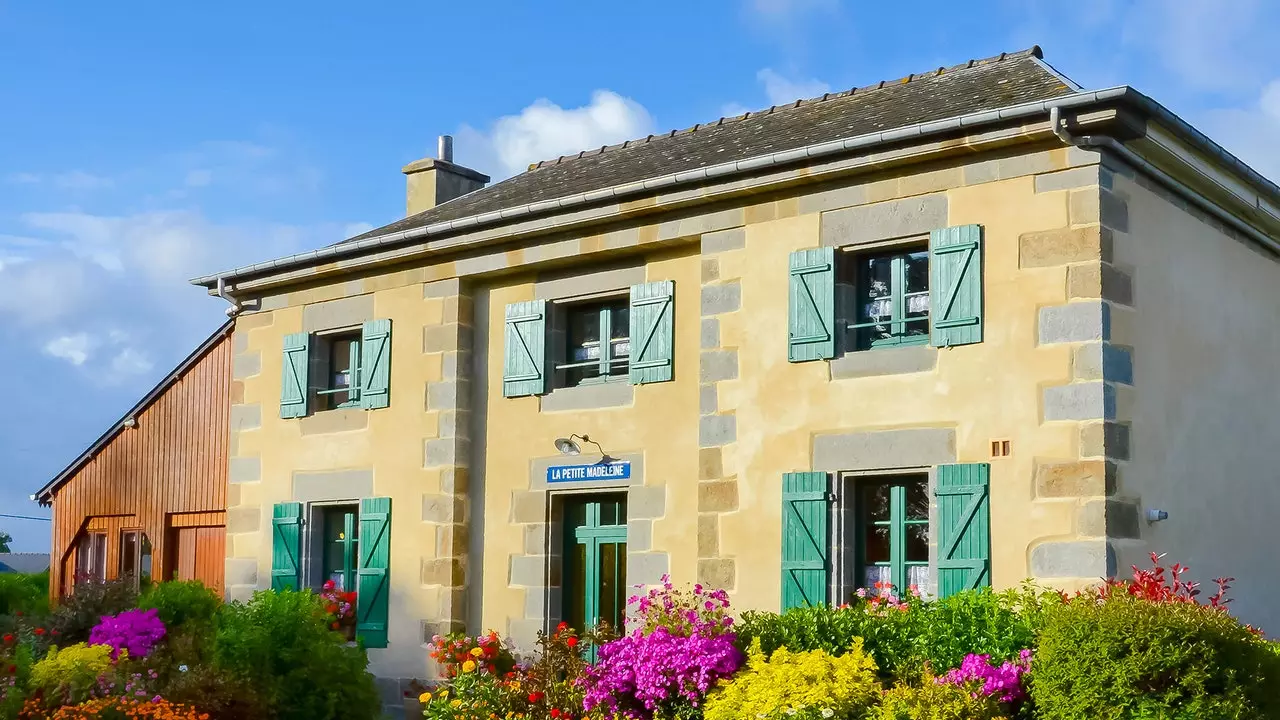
[937,650,1032,704]
[88,608,167,659]
[578,575,743,719]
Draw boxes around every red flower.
[556,621,568,632]
[528,692,543,703]
[565,637,578,648]
[33,628,45,636]
[550,710,562,718]
[331,622,340,630]
[1,634,13,644]
[6,665,14,675]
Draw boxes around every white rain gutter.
[192,85,1280,288]
[1049,106,1280,256]
[216,276,242,317]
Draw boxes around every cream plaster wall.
[1111,169,1280,632]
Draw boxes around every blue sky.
[1,0,1278,552]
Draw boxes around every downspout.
[1049,106,1280,255]
[216,276,242,317]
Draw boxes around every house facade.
[190,47,1280,709]
[36,324,233,598]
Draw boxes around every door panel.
[563,495,628,635]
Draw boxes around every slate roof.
[343,46,1075,245]
[0,553,50,574]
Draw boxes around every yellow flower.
[450,699,462,709]
[462,660,477,673]
[470,647,485,658]
[418,692,432,703]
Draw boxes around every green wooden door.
[564,495,628,639]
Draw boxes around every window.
[320,505,360,592]
[76,531,107,584]
[318,331,361,410]
[119,530,153,588]
[558,300,630,387]
[841,245,929,351]
[834,474,931,602]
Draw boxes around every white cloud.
[757,68,831,106]
[1120,0,1272,94]
[109,347,153,378]
[5,173,41,185]
[44,334,92,366]
[184,169,213,187]
[53,171,114,190]
[1202,78,1280,183]
[457,90,656,179]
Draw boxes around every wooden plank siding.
[45,329,232,599]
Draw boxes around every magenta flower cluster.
[579,575,743,719]
[89,608,167,659]
[938,650,1032,703]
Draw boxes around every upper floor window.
[318,331,362,410]
[843,245,930,350]
[561,300,631,387]
[786,225,985,363]
[501,280,673,398]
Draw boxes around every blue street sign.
[546,461,631,484]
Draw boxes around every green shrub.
[0,572,49,618]
[704,638,881,720]
[160,662,266,720]
[1032,594,1280,720]
[139,580,221,631]
[48,577,138,645]
[0,642,35,720]
[737,587,1049,682]
[874,673,1009,720]
[28,642,115,707]
[214,589,380,720]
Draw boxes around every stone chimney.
[402,135,490,216]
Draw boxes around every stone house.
[188,47,1280,710]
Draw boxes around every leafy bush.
[138,582,220,633]
[89,609,166,659]
[0,642,35,720]
[737,586,1052,681]
[703,638,881,720]
[520,621,615,718]
[579,576,743,719]
[29,642,117,707]
[874,672,1009,720]
[1033,594,1280,719]
[49,579,138,645]
[0,574,48,619]
[159,663,263,720]
[213,589,379,720]
[419,661,527,720]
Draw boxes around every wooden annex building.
[35,321,233,598]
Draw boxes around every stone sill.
[829,345,938,380]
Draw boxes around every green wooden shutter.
[280,332,310,419]
[788,248,837,362]
[356,496,392,649]
[629,280,675,385]
[359,319,392,410]
[503,300,547,398]
[270,502,303,591]
[781,472,830,610]
[936,463,991,597]
[929,225,984,348]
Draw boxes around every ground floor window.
[834,473,932,602]
[320,504,360,592]
[563,494,628,635]
[76,531,107,583]
[119,530,153,587]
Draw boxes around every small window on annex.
[832,473,932,603]
[557,299,630,387]
[119,530,153,588]
[839,244,930,351]
[76,531,108,584]
[315,330,362,410]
